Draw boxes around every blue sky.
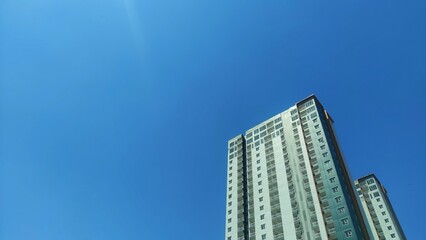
[1,0,425,239]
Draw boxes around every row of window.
[246,117,282,138]
[227,236,266,240]
[228,138,243,148]
[246,124,283,144]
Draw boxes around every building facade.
[355,174,406,240]
[225,95,370,240]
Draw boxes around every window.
[262,234,266,240]
[320,145,325,150]
[261,224,265,229]
[229,166,233,171]
[330,177,336,183]
[228,194,232,199]
[377,198,381,202]
[315,124,319,129]
[256,160,260,164]
[260,214,265,220]
[332,186,339,193]
[259,189,263,194]
[228,210,232,214]
[258,181,262,186]
[379,204,383,209]
[305,100,313,107]
[382,211,386,216]
[369,185,377,191]
[228,227,231,232]
[228,180,232,184]
[385,218,389,223]
[322,152,328,157]
[259,197,263,202]
[228,187,232,191]
[335,196,342,203]
[227,237,231,240]
[341,218,349,225]
[388,226,392,230]
[257,167,261,171]
[338,207,345,213]
[327,168,333,174]
[228,218,231,223]
[318,137,324,143]
[391,234,395,238]
[324,160,330,165]
[228,202,232,206]
[313,118,318,123]
[367,179,374,184]
[316,131,321,136]
[373,192,380,197]
[345,230,352,238]
[258,173,261,178]
[260,205,264,210]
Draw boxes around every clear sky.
[1,0,425,239]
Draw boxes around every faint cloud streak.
[122,0,146,57]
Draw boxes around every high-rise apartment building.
[225,95,370,240]
[354,174,406,240]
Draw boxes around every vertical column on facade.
[298,101,338,239]
[245,133,255,240]
[241,137,249,240]
[225,135,247,240]
[287,108,325,240]
[236,137,247,240]
[296,96,369,240]
[322,108,370,240]
[263,122,284,240]
[290,107,326,240]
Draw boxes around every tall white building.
[225,95,370,240]
[355,174,406,240]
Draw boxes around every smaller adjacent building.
[354,174,406,240]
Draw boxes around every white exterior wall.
[272,129,296,239]
[240,105,329,240]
